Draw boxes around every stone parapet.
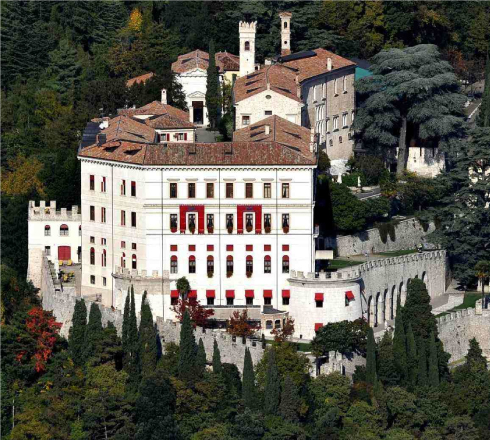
[29,200,81,221]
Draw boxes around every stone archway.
[422,271,427,283]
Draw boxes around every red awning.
[315,292,324,301]
[345,291,355,301]
[263,290,273,298]
[315,323,323,332]
[245,290,254,298]
[282,290,290,298]
[188,290,197,298]
[226,290,235,298]
[206,290,215,298]
[171,290,179,298]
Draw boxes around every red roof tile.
[233,116,312,155]
[233,64,302,103]
[79,140,316,166]
[103,116,156,143]
[118,101,190,122]
[145,114,195,129]
[172,50,239,74]
[126,72,155,88]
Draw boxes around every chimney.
[309,127,316,153]
[265,125,270,135]
[279,12,292,56]
[97,133,107,146]
[327,58,332,71]
[239,21,257,77]
[161,88,167,105]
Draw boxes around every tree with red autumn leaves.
[172,298,214,328]
[271,316,295,343]
[227,309,259,338]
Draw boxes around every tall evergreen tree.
[377,331,399,386]
[264,349,281,416]
[392,295,407,383]
[205,39,220,129]
[178,311,197,382]
[406,323,418,388]
[69,299,87,366]
[196,338,207,377]
[242,348,256,409]
[402,279,436,341]
[122,290,130,353]
[417,337,428,387]
[85,302,104,360]
[212,339,222,374]
[279,375,301,423]
[366,327,377,385]
[478,52,490,128]
[428,332,440,387]
[139,292,158,377]
[464,338,487,372]
[125,286,140,386]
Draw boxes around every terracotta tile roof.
[101,116,156,143]
[233,116,312,155]
[126,72,155,87]
[145,114,195,129]
[172,49,239,74]
[118,101,190,122]
[281,48,356,82]
[233,64,302,103]
[78,140,316,166]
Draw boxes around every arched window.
[60,224,69,236]
[189,255,196,274]
[226,255,233,277]
[284,21,288,29]
[274,319,281,329]
[44,225,51,236]
[121,252,126,268]
[90,247,95,265]
[244,41,250,51]
[171,255,178,274]
[264,255,271,274]
[246,255,253,276]
[101,249,107,267]
[282,255,289,273]
[207,256,214,276]
[132,254,137,270]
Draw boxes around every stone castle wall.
[333,218,435,257]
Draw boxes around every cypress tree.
[242,348,256,409]
[125,286,141,386]
[393,295,407,383]
[85,302,103,360]
[279,375,301,423]
[366,327,377,385]
[402,279,437,341]
[417,338,428,387]
[428,332,439,387]
[205,39,220,129]
[406,323,418,388]
[196,338,207,377]
[212,339,222,374]
[139,291,158,377]
[377,331,399,386]
[464,338,487,372]
[264,349,281,416]
[178,311,197,382]
[69,299,87,366]
[122,289,130,353]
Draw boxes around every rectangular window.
[170,214,178,231]
[207,214,214,231]
[333,116,339,130]
[101,177,106,193]
[45,246,51,256]
[226,183,233,198]
[322,82,326,98]
[242,115,250,126]
[226,214,234,231]
[316,300,324,308]
[342,113,348,128]
[170,183,177,198]
[101,207,106,223]
[245,183,253,199]
[264,214,271,232]
[90,275,95,285]
[188,183,195,198]
[343,75,347,92]
[90,206,95,221]
[282,214,290,228]
[264,258,271,274]
[131,212,136,228]
[101,238,106,246]
[206,182,214,198]
[45,227,51,236]
[264,297,272,306]
[90,175,95,191]
[121,180,126,196]
[326,118,330,133]
[90,236,95,244]
[103,277,107,287]
[334,78,338,95]
[227,297,234,306]
[282,183,290,198]
[283,297,290,306]
[121,241,126,249]
[246,297,254,305]
[245,213,253,231]
[189,259,196,274]
[121,210,126,226]
[131,181,136,197]
[171,258,178,274]
[265,110,272,116]
[207,297,215,306]
[171,297,178,306]
[264,183,271,198]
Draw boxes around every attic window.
[124,149,141,156]
[246,87,260,94]
[245,80,259,86]
[103,145,119,152]
[276,87,291,94]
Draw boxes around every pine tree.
[366,327,377,385]
[139,291,158,377]
[428,332,439,386]
[406,323,418,388]
[69,299,87,366]
[392,295,407,383]
[122,290,130,353]
[279,375,301,423]
[242,348,256,409]
[417,338,428,387]
[205,39,220,129]
[478,52,490,128]
[212,339,222,374]
[178,311,197,382]
[85,302,104,360]
[196,338,207,377]
[264,349,281,416]
[377,331,399,386]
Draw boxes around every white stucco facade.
[176,69,210,127]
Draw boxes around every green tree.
[233,408,265,440]
[205,39,220,129]
[311,318,369,356]
[139,291,158,377]
[196,338,206,377]
[85,302,103,361]
[279,375,301,423]
[122,290,130,353]
[402,279,436,341]
[428,332,439,387]
[478,52,490,128]
[392,296,407,383]
[125,287,140,386]
[377,331,399,386]
[417,337,428,387]
[464,338,487,372]
[242,348,256,409]
[69,299,87,366]
[406,323,418,388]
[212,339,222,374]
[178,311,196,382]
[366,327,376,385]
[176,277,190,298]
[264,349,281,416]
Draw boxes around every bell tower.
[239,21,257,77]
[279,12,292,56]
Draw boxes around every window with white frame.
[326,118,330,133]
[343,75,347,93]
[334,78,338,95]
[333,116,339,131]
[342,113,348,128]
[242,115,250,126]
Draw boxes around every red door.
[58,246,71,261]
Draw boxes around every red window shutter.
[171,255,177,261]
[171,290,179,298]
[315,292,324,301]
[246,245,253,251]
[184,133,187,140]
[282,290,290,298]
[207,245,214,251]
[179,206,187,232]
[264,245,271,251]
[166,133,170,141]
[245,290,254,298]
[170,245,178,251]
[189,245,196,251]
[345,291,355,301]
[226,290,235,298]
[237,205,244,233]
[206,290,215,298]
[282,245,289,251]
[188,290,197,298]
[263,290,273,298]
[226,245,233,251]
[254,205,262,233]
[315,323,323,332]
